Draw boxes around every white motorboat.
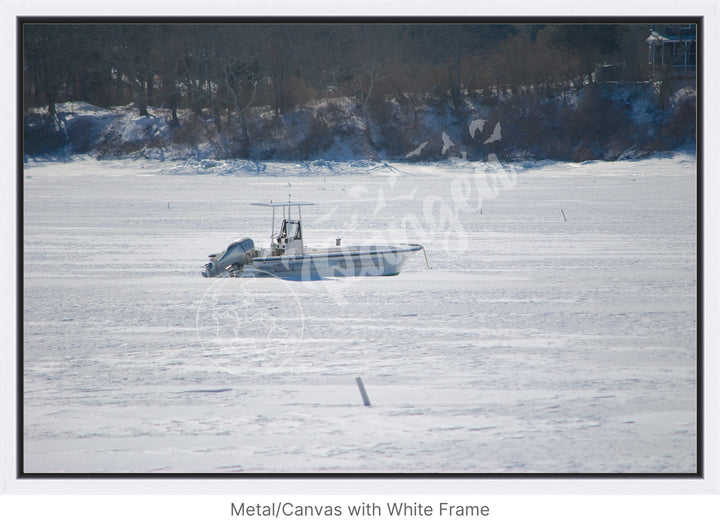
[202,200,423,279]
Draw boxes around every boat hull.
[242,244,423,279]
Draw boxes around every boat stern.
[201,237,255,277]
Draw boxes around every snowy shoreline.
[24,79,696,164]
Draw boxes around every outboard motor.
[202,238,255,277]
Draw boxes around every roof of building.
[647,27,697,45]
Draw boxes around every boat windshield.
[282,220,301,240]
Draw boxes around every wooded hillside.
[24,23,652,118]
[22,22,696,162]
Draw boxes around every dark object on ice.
[356,377,372,407]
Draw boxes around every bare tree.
[23,25,74,115]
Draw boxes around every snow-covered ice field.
[22,154,697,473]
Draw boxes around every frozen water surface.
[22,155,697,473]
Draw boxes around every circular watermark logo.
[195,273,305,376]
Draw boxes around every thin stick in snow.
[356,377,372,407]
[561,209,567,222]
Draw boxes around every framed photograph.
[18,17,701,477]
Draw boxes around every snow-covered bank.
[22,155,697,473]
[23,81,696,163]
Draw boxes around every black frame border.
[16,15,704,482]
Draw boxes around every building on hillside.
[647,25,697,79]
